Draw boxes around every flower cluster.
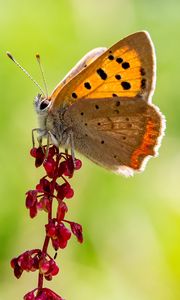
[24,288,64,300]
[11,145,83,299]
[11,250,59,280]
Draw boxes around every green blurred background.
[0,0,180,299]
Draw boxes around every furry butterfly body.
[34,31,165,176]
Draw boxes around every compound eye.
[39,100,50,110]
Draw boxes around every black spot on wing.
[121,81,131,90]
[72,92,77,99]
[97,68,107,80]
[84,82,91,89]
[140,67,146,76]
[141,78,146,89]
[115,74,121,80]
[122,62,130,69]
[116,57,123,64]
[108,54,114,60]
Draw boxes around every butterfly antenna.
[6,52,45,96]
[36,53,49,97]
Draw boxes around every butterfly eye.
[39,100,50,111]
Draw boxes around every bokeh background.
[0,0,180,299]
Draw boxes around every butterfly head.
[34,94,53,140]
[34,93,51,115]
[33,94,68,148]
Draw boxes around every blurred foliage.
[0,0,180,299]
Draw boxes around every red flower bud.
[30,147,45,167]
[70,222,83,243]
[39,197,51,212]
[30,148,37,158]
[56,183,74,201]
[74,159,82,170]
[26,190,38,208]
[56,202,68,222]
[24,290,35,300]
[39,259,50,274]
[45,221,56,238]
[43,158,56,178]
[65,187,74,199]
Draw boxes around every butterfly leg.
[69,131,76,166]
[32,128,47,147]
[32,128,37,148]
[32,128,41,147]
[66,130,77,168]
[62,128,76,167]
[45,131,51,158]
[65,148,68,155]
[44,130,59,158]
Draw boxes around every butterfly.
[8,31,165,176]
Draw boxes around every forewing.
[51,31,156,108]
[52,47,106,94]
[65,96,164,176]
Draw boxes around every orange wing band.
[130,119,159,170]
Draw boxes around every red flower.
[26,190,38,218]
[11,250,39,278]
[12,145,83,299]
[56,182,74,201]
[11,250,59,281]
[11,257,23,279]
[58,157,82,177]
[24,288,64,300]
[30,147,45,168]
[24,290,35,300]
[69,222,83,243]
[46,219,71,250]
[36,178,52,194]
[39,256,59,280]
[43,157,56,178]
[74,159,82,170]
[56,202,68,222]
[37,196,51,213]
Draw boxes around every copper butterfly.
[8,31,165,176]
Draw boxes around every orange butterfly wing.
[53,47,107,91]
[50,31,156,107]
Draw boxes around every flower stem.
[38,273,44,291]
